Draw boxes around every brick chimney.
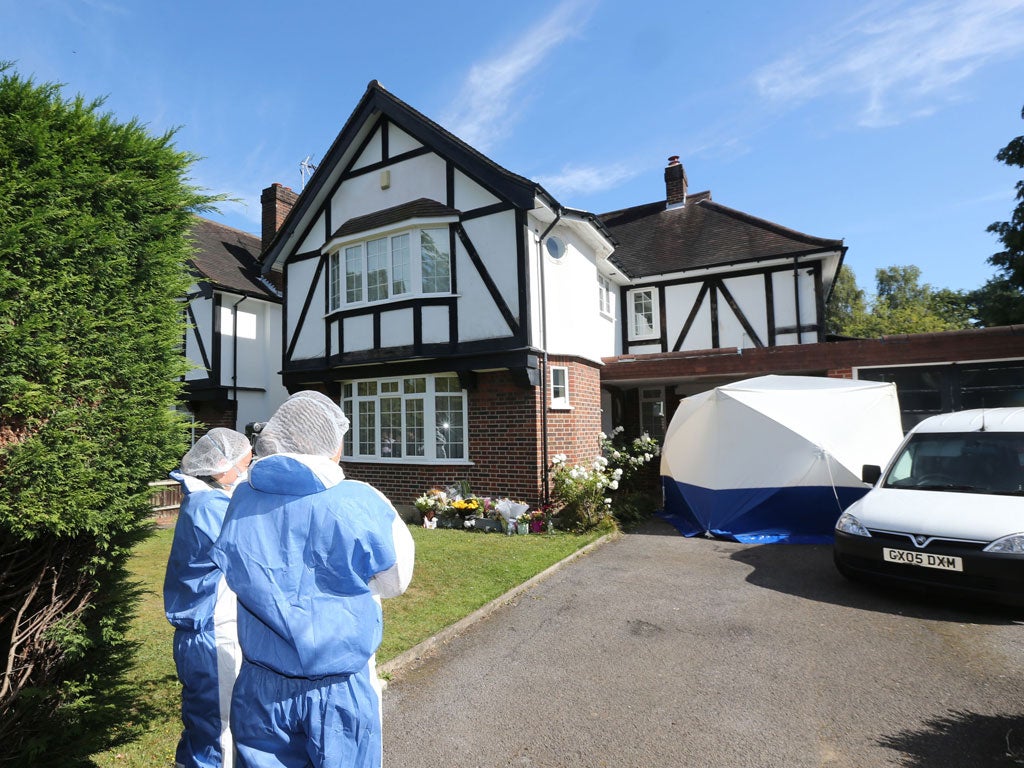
[261,183,298,252]
[664,155,688,208]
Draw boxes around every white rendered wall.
[286,259,326,360]
[456,211,518,343]
[215,296,289,431]
[331,152,448,230]
[664,282,712,351]
[185,293,213,380]
[719,273,768,349]
[537,227,616,364]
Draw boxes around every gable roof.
[601,195,845,279]
[189,217,281,299]
[261,80,565,273]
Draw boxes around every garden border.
[378,530,620,681]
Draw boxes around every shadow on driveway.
[726,539,1023,625]
[878,709,1024,767]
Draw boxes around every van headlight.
[983,534,1024,553]
[836,512,871,537]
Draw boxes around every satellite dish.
[545,236,566,261]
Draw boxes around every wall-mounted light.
[380,170,391,190]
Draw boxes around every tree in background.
[824,264,868,336]
[968,277,1024,326]
[987,104,1024,287]
[0,65,216,764]
[826,265,973,337]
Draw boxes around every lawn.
[89,522,604,766]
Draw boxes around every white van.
[833,407,1024,606]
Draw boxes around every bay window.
[342,373,467,461]
[327,226,451,311]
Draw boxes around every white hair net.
[181,428,252,477]
[256,390,350,458]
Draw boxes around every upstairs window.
[327,226,450,311]
[628,287,659,340]
[598,274,613,317]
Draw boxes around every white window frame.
[627,287,660,340]
[341,373,469,462]
[598,274,614,317]
[640,387,665,440]
[550,366,570,409]
[325,224,452,312]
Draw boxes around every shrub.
[0,64,217,765]
[549,428,661,532]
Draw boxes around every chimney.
[261,183,298,252]
[664,155,688,208]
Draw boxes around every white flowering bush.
[600,426,661,494]
[549,453,622,531]
[549,427,662,531]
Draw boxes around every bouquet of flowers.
[414,488,450,519]
[451,497,481,515]
[495,498,530,525]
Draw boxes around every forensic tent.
[660,375,903,544]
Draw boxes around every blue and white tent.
[660,375,903,544]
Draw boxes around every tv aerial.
[300,155,318,189]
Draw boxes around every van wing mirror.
[862,464,882,485]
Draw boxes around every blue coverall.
[164,471,242,768]
[210,454,412,768]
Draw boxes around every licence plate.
[883,548,963,572]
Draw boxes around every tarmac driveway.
[381,518,1024,767]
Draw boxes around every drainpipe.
[792,257,802,344]
[231,295,248,423]
[535,208,562,504]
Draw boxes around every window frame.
[639,386,665,440]
[550,365,570,409]
[325,223,453,312]
[627,287,660,340]
[597,274,614,318]
[341,373,469,463]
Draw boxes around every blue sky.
[3,0,1024,294]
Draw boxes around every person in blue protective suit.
[210,391,415,768]
[165,428,253,768]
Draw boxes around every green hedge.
[0,63,216,765]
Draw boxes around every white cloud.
[536,162,639,198]
[754,0,1024,127]
[442,0,596,150]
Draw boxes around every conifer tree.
[0,64,216,764]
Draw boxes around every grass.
[89,521,604,767]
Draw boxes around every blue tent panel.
[659,476,870,544]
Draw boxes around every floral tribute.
[412,484,537,533]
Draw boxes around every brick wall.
[342,359,604,510]
[545,356,603,465]
[344,369,545,508]
[190,399,237,436]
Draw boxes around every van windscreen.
[883,432,1024,495]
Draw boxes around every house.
[182,216,289,437]
[256,80,1024,512]
[257,80,849,509]
[597,156,846,439]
